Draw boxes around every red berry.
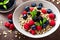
[30,30,36,35]
[4,22,10,28]
[41,8,47,14]
[29,20,34,26]
[22,11,27,15]
[8,14,13,19]
[49,13,55,19]
[24,23,30,30]
[9,24,15,30]
[49,20,56,26]
[30,7,34,11]
[37,26,42,31]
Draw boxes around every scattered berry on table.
[36,26,42,31]
[9,24,15,30]
[4,22,10,28]
[25,6,30,12]
[30,30,36,35]
[41,8,47,14]
[31,25,36,30]
[49,20,55,26]
[8,14,13,19]
[47,9,52,13]
[23,14,27,20]
[29,20,35,26]
[22,11,27,15]
[39,3,43,7]
[8,20,13,24]
[49,13,55,19]
[31,3,36,7]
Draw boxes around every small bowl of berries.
[13,0,60,38]
[0,0,16,13]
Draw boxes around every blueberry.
[32,16,37,22]
[23,14,27,20]
[47,9,52,13]
[31,25,36,30]
[42,24,47,28]
[39,3,43,7]
[0,0,4,2]
[45,20,49,25]
[27,11,30,15]
[25,6,30,12]
[37,16,43,22]
[37,6,42,10]
[8,20,13,24]
[31,3,36,7]
[36,11,41,16]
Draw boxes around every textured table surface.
[0,0,60,40]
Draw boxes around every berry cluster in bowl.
[19,3,56,35]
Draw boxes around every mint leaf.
[40,20,43,26]
[3,5,7,9]
[43,18,47,24]
[35,22,40,26]
[4,0,9,4]
[0,2,3,5]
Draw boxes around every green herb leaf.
[0,2,3,5]
[43,18,47,24]
[3,0,9,4]
[40,20,43,26]
[3,5,7,9]
[35,22,40,26]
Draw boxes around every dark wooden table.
[0,0,60,40]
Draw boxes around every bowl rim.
[13,0,60,38]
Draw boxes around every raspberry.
[24,23,30,30]
[41,8,47,14]
[29,20,34,26]
[49,13,55,19]
[9,24,15,30]
[8,14,13,19]
[4,22,10,28]
[37,26,42,31]
[30,7,34,11]
[30,30,36,35]
[22,11,27,15]
[49,20,56,26]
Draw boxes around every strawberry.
[30,7,34,11]
[49,13,55,19]
[30,30,36,35]
[22,11,27,15]
[29,20,34,26]
[4,22,10,28]
[49,20,56,26]
[36,26,42,31]
[8,14,13,19]
[41,8,47,14]
[9,24,15,30]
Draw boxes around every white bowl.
[13,0,60,38]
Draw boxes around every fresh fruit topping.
[45,20,49,25]
[24,23,30,30]
[31,25,36,30]
[27,11,30,15]
[22,11,27,15]
[8,19,13,24]
[47,9,52,13]
[49,13,55,19]
[41,8,47,14]
[4,22,10,28]
[30,30,36,35]
[31,3,36,7]
[37,6,42,10]
[25,6,30,12]
[42,24,47,28]
[23,14,27,20]
[30,7,34,11]
[36,11,41,16]
[39,3,43,7]
[9,24,15,30]
[8,14,13,19]
[37,26,42,31]
[29,20,34,26]
[32,16,37,22]
[49,20,55,26]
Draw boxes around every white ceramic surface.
[13,0,60,38]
